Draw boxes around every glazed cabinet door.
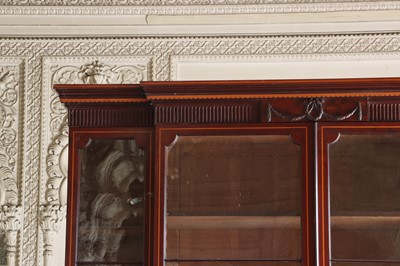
[155,124,315,266]
[66,128,153,266]
[318,123,400,266]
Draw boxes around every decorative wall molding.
[0,33,399,265]
[1,0,399,7]
[155,103,258,124]
[2,2,400,36]
[51,60,148,85]
[0,60,23,266]
[45,119,68,207]
[2,2,400,16]
[0,62,21,207]
[0,206,22,266]
[267,99,362,122]
[39,205,66,266]
[171,53,400,80]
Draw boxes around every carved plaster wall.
[0,58,23,266]
[1,33,400,266]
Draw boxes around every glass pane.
[165,135,302,261]
[329,133,400,261]
[77,139,145,264]
[165,262,301,266]
[332,263,400,266]
[77,262,144,266]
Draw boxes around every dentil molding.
[2,2,400,36]
[1,0,395,5]
[2,2,400,15]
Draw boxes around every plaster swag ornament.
[0,206,21,266]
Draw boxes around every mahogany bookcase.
[55,78,400,266]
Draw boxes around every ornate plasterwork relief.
[2,2,400,37]
[38,57,151,266]
[43,57,151,205]
[0,60,22,266]
[2,2,400,16]
[0,206,22,266]
[0,62,20,207]
[0,34,398,266]
[39,205,66,266]
[1,0,399,6]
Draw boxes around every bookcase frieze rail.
[54,78,400,127]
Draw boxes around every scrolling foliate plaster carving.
[51,60,147,85]
[0,65,19,207]
[40,58,150,266]
[0,61,22,266]
[45,60,149,206]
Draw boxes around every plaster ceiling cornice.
[1,1,400,36]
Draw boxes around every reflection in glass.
[332,263,400,266]
[165,262,301,266]
[165,135,302,262]
[77,139,145,264]
[0,234,5,266]
[330,133,400,262]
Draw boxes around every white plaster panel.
[171,54,400,80]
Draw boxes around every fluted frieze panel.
[155,103,258,124]
[68,105,154,127]
[369,102,400,121]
